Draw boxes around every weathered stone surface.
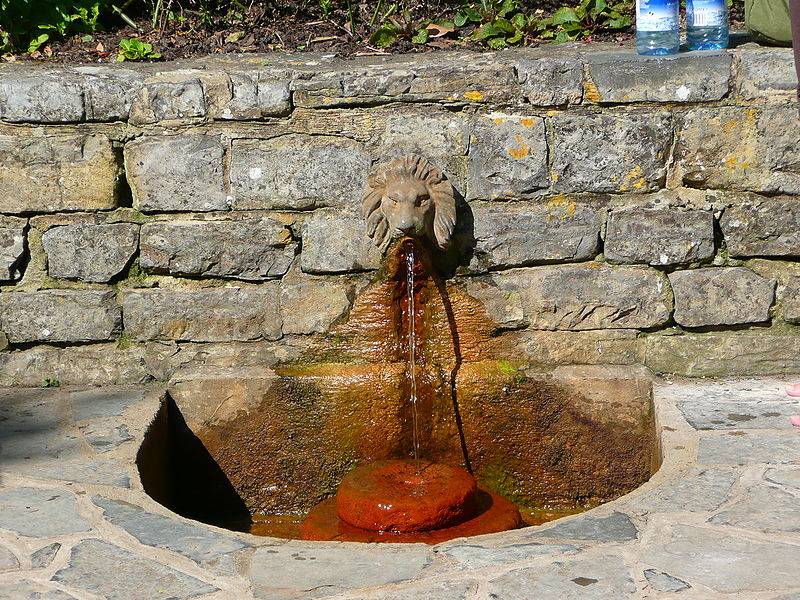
[439,542,579,569]
[42,223,138,282]
[76,67,144,121]
[0,582,76,600]
[766,467,800,489]
[360,579,475,600]
[16,460,131,487]
[0,74,84,122]
[515,55,584,106]
[528,511,638,542]
[669,267,775,327]
[0,344,151,387]
[140,218,297,280]
[0,134,118,214]
[486,556,637,600]
[641,524,800,592]
[53,539,217,599]
[129,77,206,123]
[0,488,91,537]
[633,467,735,512]
[517,329,642,365]
[699,431,800,464]
[72,388,146,421]
[31,543,61,569]
[720,196,800,257]
[586,52,731,103]
[466,115,548,200]
[257,78,292,116]
[551,112,672,193]
[678,106,800,194]
[300,211,381,274]
[605,208,714,265]
[201,71,259,120]
[643,569,691,592]
[645,331,800,376]
[376,113,470,192]
[709,484,800,532]
[123,286,281,342]
[736,47,799,102]
[0,545,19,572]
[781,275,800,323]
[248,544,431,593]
[0,389,81,466]
[81,422,134,452]
[280,276,352,334]
[677,399,795,430]
[231,135,370,210]
[0,222,27,281]
[92,497,248,562]
[0,290,121,343]
[126,133,227,212]
[467,200,601,271]
[486,264,671,330]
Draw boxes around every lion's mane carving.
[362,154,456,251]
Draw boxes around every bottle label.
[686,0,727,27]
[636,0,679,31]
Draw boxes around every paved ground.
[0,378,799,599]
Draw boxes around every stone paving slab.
[0,378,799,599]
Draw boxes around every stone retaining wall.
[0,43,798,385]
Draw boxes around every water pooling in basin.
[136,153,659,543]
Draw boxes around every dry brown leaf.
[310,36,338,43]
[95,42,105,53]
[43,45,53,57]
[426,24,454,37]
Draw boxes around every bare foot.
[787,384,800,397]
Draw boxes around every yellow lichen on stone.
[508,135,531,159]
[493,117,506,125]
[519,118,536,128]
[583,79,602,103]
[619,166,645,191]
[464,91,484,101]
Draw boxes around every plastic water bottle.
[686,0,729,50]
[636,0,680,55]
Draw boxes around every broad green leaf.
[493,17,516,33]
[554,30,572,42]
[475,23,502,38]
[507,29,524,43]
[486,36,508,49]
[454,12,468,26]
[27,32,48,52]
[512,13,527,28]
[411,28,430,43]
[369,24,398,47]
[551,7,579,23]
[465,7,483,21]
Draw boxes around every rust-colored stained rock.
[335,460,477,532]
[301,486,522,544]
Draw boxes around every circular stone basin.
[335,460,478,532]
[302,485,522,544]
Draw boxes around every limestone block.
[76,67,146,121]
[468,200,601,271]
[735,48,798,102]
[122,286,281,342]
[645,331,800,376]
[280,276,352,334]
[0,218,27,281]
[720,195,800,257]
[586,52,731,103]
[518,329,642,365]
[230,135,370,210]
[0,290,121,343]
[377,113,470,193]
[605,208,714,265]
[201,71,261,120]
[42,223,138,282]
[300,211,381,274]
[129,77,206,123]
[514,55,584,106]
[125,133,228,212]
[487,264,672,330]
[467,114,548,200]
[781,275,800,323]
[257,78,292,116]
[0,134,118,213]
[551,112,672,193]
[678,106,800,194]
[669,267,775,327]
[0,74,84,122]
[140,218,297,280]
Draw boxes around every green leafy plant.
[0,0,108,53]
[117,37,161,60]
[531,0,632,42]
[455,0,530,49]
[319,0,334,20]
[41,378,60,388]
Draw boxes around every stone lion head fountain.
[362,154,456,251]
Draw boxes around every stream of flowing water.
[405,242,421,467]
